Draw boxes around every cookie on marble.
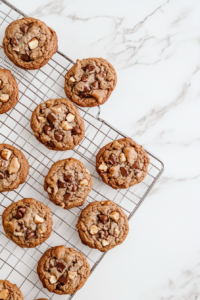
[96,138,150,189]
[37,245,90,294]
[0,280,23,300]
[0,69,19,114]
[64,58,117,107]
[0,144,29,193]
[2,198,53,248]
[76,200,129,252]
[3,17,58,70]
[31,98,85,151]
[44,158,93,209]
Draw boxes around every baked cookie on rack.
[0,280,23,300]
[96,138,150,189]
[0,144,29,193]
[0,68,19,114]
[37,245,90,294]
[2,198,53,248]
[76,200,129,252]
[31,98,85,151]
[3,17,58,70]
[44,158,93,209]
[64,58,117,107]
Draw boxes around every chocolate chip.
[85,64,94,72]
[15,211,23,220]
[58,180,67,188]
[108,154,117,165]
[64,175,73,182]
[71,126,81,135]
[18,222,24,230]
[81,75,88,82]
[0,172,5,179]
[21,25,29,33]
[11,38,18,46]
[54,132,63,142]
[21,54,30,62]
[98,71,104,78]
[57,261,66,272]
[131,161,140,169]
[64,193,71,201]
[59,276,68,285]
[98,214,108,224]
[47,113,56,123]
[84,86,90,92]
[26,231,35,240]
[104,230,108,237]
[91,81,99,89]
[18,207,26,215]
[72,184,77,192]
[47,141,54,148]
[120,167,129,177]
[43,125,52,135]
[80,92,89,98]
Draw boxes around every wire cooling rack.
[0,1,164,299]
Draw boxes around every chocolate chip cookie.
[44,158,93,209]
[37,245,90,295]
[3,17,58,70]
[31,98,85,151]
[96,138,150,189]
[77,200,129,252]
[0,144,29,193]
[64,58,117,107]
[2,198,53,248]
[0,280,23,300]
[0,69,19,114]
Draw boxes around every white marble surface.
[6,0,200,299]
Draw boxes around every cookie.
[44,158,93,209]
[0,69,19,114]
[2,198,53,248]
[0,280,23,300]
[0,144,29,193]
[37,245,90,295]
[64,58,117,107]
[76,200,129,252]
[3,17,58,70]
[31,98,85,151]
[96,138,150,189]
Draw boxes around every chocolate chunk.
[85,65,94,72]
[72,184,77,192]
[47,141,54,148]
[59,276,68,285]
[44,125,52,135]
[91,81,99,89]
[104,230,108,237]
[21,54,30,62]
[15,211,23,220]
[11,38,18,46]
[98,71,104,78]
[71,126,81,135]
[26,231,35,240]
[18,221,24,230]
[120,167,129,177]
[21,25,29,33]
[57,261,66,272]
[108,154,117,165]
[81,75,88,82]
[54,132,63,142]
[98,214,108,224]
[64,175,73,182]
[18,207,26,215]
[0,172,5,179]
[84,86,90,92]
[58,180,67,188]
[64,193,72,201]
[80,92,89,98]
[131,161,140,169]
[40,107,46,114]
[47,113,56,123]
[57,283,63,290]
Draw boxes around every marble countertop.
[7,0,200,299]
